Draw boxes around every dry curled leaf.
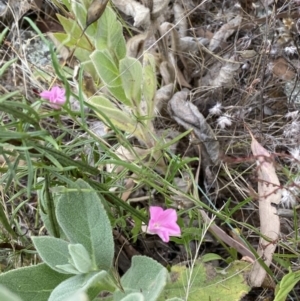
[179,37,210,53]
[168,90,220,164]
[126,32,148,58]
[209,14,242,52]
[160,61,175,85]
[210,56,240,87]
[270,57,295,81]
[86,0,109,28]
[154,83,174,113]
[249,133,281,287]
[112,0,150,28]
[151,0,170,20]
[173,2,187,37]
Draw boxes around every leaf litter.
[2,0,300,298]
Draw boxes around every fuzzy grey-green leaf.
[56,179,114,271]
[49,270,108,301]
[114,256,168,301]
[0,286,23,301]
[68,244,93,274]
[0,263,70,301]
[120,57,142,108]
[32,236,71,274]
[90,49,130,105]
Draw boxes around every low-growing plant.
[0,179,253,301]
[0,179,171,301]
[52,0,175,174]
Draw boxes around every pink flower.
[40,86,66,109]
[147,206,181,242]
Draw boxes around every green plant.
[53,0,170,173]
[0,179,170,301]
[0,179,253,301]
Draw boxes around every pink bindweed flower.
[40,86,66,109]
[147,206,181,243]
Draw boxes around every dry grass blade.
[249,131,281,287]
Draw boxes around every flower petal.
[40,86,66,109]
[147,206,181,242]
[157,230,170,243]
[158,208,178,223]
[158,223,181,236]
[40,90,52,100]
[149,206,164,218]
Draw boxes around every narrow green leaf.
[56,179,114,271]
[0,201,17,238]
[44,174,61,237]
[0,103,39,127]
[22,141,33,199]
[119,57,142,108]
[0,27,9,45]
[0,90,19,102]
[0,263,71,301]
[34,144,99,175]
[0,58,18,77]
[87,179,147,223]
[31,237,71,274]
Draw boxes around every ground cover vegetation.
[0,0,300,300]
